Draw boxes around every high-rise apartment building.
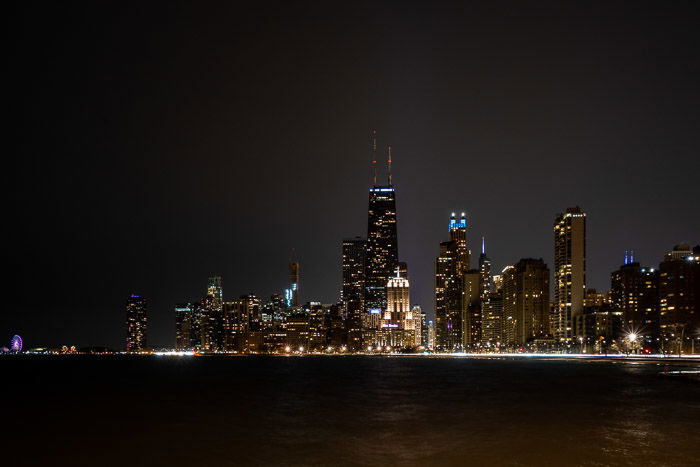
[241,294,263,352]
[285,311,310,351]
[427,320,436,349]
[481,292,503,347]
[553,206,587,342]
[342,236,366,350]
[435,239,460,349]
[658,244,700,353]
[501,266,517,347]
[502,259,550,346]
[307,302,328,351]
[610,252,659,346]
[222,299,246,352]
[126,294,147,351]
[414,305,426,347]
[462,269,482,348]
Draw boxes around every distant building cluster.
[123,133,699,355]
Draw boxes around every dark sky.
[8,1,700,349]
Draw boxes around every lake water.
[3,355,700,466]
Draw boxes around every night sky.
[8,1,700,349]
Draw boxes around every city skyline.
[9,2,700,349]
[7,162,698,352]
[7,133,700,349]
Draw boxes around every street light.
[624,331,639,355]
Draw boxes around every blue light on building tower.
[449,212,467,231]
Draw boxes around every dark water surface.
[3,356,700,466]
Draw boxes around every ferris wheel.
[10,335,22,353]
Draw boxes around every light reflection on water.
[4,356,700,466]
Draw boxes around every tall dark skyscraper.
[462,269,482,348]
[175,303,195,350]
[342,236,366,350]
[502,258,550,346]
[364,135,399,316]
[479,237,492,296]
[658,244,700,353]
[435,213,470,350]
[287,260,300,307]
[125,294,147,351]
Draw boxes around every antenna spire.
[387,145,392,185]
[482,236,485,255]
[371,129,377,186]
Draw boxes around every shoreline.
[6,352,700,365]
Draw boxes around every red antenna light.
[387,145,393,186]
[371,129,378,186]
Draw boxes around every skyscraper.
[287,261,300,307]
[478,237,492,297]
[307,302,328,351]
[427,320,436,349]
[658,244,700,353]
[553,206,587,342]
[199,276,224,350]
[342,236,366,350]
[364,190,398,315]
[364,135,399,322]
[450,213,470,272]
[241,294,263,352]
[501,266,517,347]
[435,213,469,350]
[175,303,195,350]
[462,269,482,348]
[223,299,247,352]
[207,276,223,310]
[415,305,427,347]
[610,251,659,347]
[481,292,503,347]
[125,294,147,351]
[380,270,412,347]
[502,258,550,346]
